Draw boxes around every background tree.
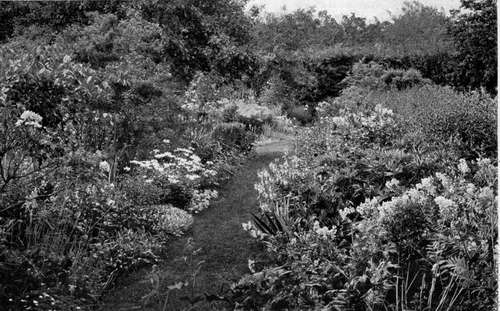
[449,0,497,93]
[384,1,452,54]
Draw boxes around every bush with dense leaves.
[358,85,497,158]
[0,8,261,309]
[118,174,163,206]
[233,76,497,310]
[448,0,497,93]
[235,139,496,311]
[254,101,456,227]
[212,122,256,152]
[342,61,431,91]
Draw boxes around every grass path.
[99,136,293,311]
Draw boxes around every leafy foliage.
[0,0,497,309]
[449,0,497,93]
[232,74,497,310]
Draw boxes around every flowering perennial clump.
[255,156,305,211]
[131,147,217,184]
[237,91,497,311]
[312,221,337,239]
[356,158,496,279]
[242,221,266,239]
[130,145,219,213]
[15,110,43,128]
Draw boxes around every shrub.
[341,60,387,90]
[356,158,497,311]
[119,174,163,206]
[129,145,220,213]
[258,74,296,108]
[235,67,497,309]
[148,205,194,237]
[254,102,454,226]
[363,85,497,158]
[212,122,256,151]
[343,61,431,91]
[237,153,496,310]
[0,155,171,309]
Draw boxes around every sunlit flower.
[416,177,435,194]
[313,221,337,239]
[466,183,476,195]
[15,110,43,128]
[434,196,456,219]
[385,178,400,189]
[457,159,470,174]
[99,161,110,173]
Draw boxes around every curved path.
[99,136,293,311]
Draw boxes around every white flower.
[416,177,435,194]
[242,221,252,231]
[374,104,394,116]
[99,161,110,173]
[63,55,72,63]
[434,196,456,219]
[186,174,200,181]
[476,158,491,167]
[466,183,476,195]
[248,259,256,273]
[154,151,173,159]
[457,159,470,174]
[385,178,400,189]
[339,207,355,221]
[406,188,426,204]
[357,197,379,217]
[435,172,451,189]
[478,187,494,201]
[190,154,201,162]
[15,110,43,128]
[331,116,350,127]
[242,221,265,239]
[313,221,337,239]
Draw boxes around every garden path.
[99,135,293,311]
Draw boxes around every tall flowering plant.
[354,158,497,310]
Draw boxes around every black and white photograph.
[0,0,497,310]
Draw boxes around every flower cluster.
[15,110,43,128]
[326,104,395,131]
[255,156,305,212]
[189,189,218,214]
[242,221,266,239]
[130,145,219,214]
[356,158,497,258]
[131,147,217,185]
[312,221,337,239]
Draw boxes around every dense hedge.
[254,51,495,108]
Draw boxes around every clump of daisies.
[129,142,219,214]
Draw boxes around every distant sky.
[246,0,462,21]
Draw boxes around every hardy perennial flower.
[15,110,43,128]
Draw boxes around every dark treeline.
[249,2,452,55]
[0,0,496,95]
